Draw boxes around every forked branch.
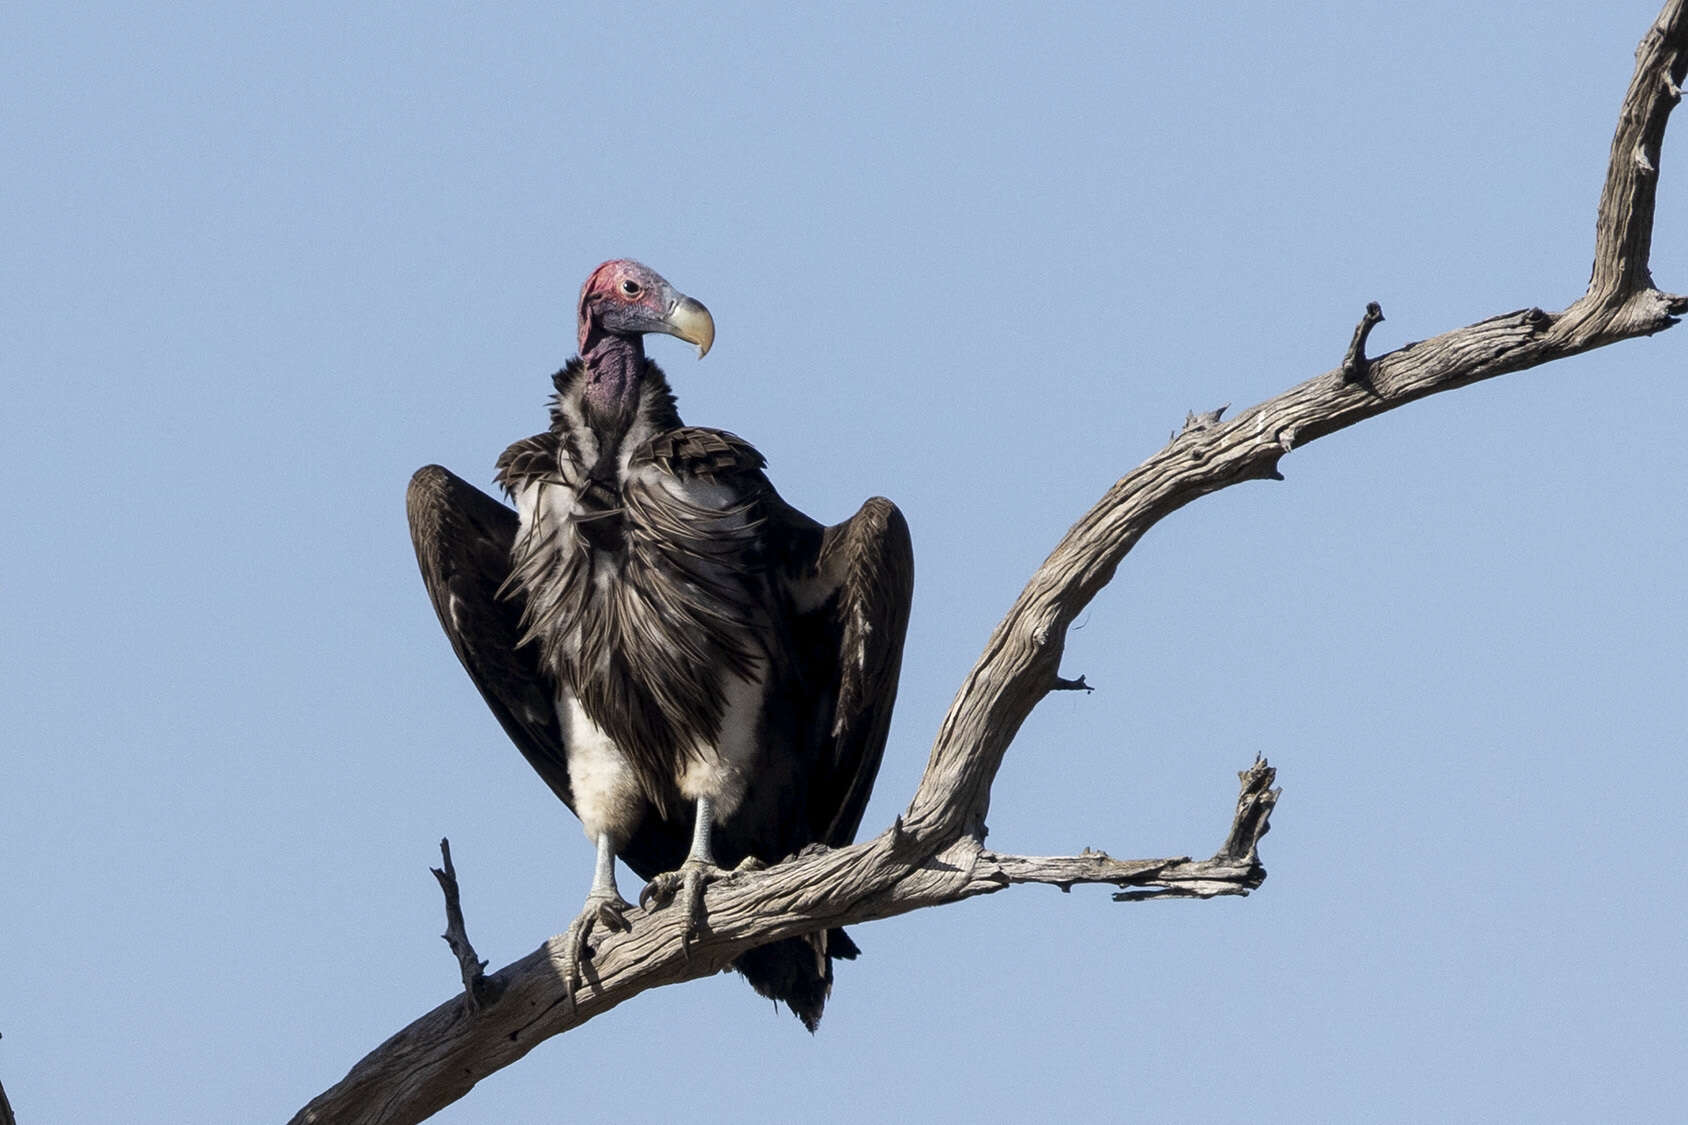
[292,5,1686,1123]
[899,0,1685,847]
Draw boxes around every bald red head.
[576,260,714,358]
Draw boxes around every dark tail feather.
[733,927,859,1032]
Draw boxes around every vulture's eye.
[620,279,642,297]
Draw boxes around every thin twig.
[430,839,500,1012]
[1050,673,1093,693]
[1341,301,1386,382]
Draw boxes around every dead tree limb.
[292,4,1686,1122]
[1341,302,1386,383]
[430,839,500,1013]
[291,761,1275,1125]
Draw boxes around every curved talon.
[677,862,713,941]
[639,859,724,943]
[639,870,682,911]
[557,918,590,1011]
[593,893,631,933]
[558,890,633,1009]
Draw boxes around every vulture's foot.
[557,889,631,1004]
[638,859,726,945]
[585,888,632,934]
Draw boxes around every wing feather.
[406,463,692,878]
[406,464,574,809]
[807,497,915,846]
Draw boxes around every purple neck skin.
[580,331,646,433]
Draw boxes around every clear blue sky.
[4,3,1684,1122]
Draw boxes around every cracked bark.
[291,4,1687,1122]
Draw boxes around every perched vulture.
[406,260,914,1030]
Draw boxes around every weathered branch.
[1049,672,1093,693]
[291,761,1275,1125]
[430,839,500,1012]
[1582,0,1688,315]
[1341,302,1386,383]
[900,0,1686,847]
[294,5,1685,1123]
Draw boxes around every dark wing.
[731,492,912,1029]
[802,496,915,847]
[405,464,574,809]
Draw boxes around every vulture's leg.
[639,796,728,942]
[558,832,632,998]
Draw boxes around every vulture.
[406,260,914,1030]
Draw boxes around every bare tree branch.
[291,761,1276,1125]
[1584,1,1688,313]
[1341,302,1386,383]
[292,5,1686,1122]
[430,839,500,1013]
[900,0,1685,848]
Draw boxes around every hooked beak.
[664,294,715,359]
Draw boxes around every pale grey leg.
[558,833,632,1004]
[590,832,623,901]
[688,796,715,866]
[639,796,727,942]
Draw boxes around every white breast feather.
[677,658,767,819]
[559,692,644,843]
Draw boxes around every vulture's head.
[577,260,715,359]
